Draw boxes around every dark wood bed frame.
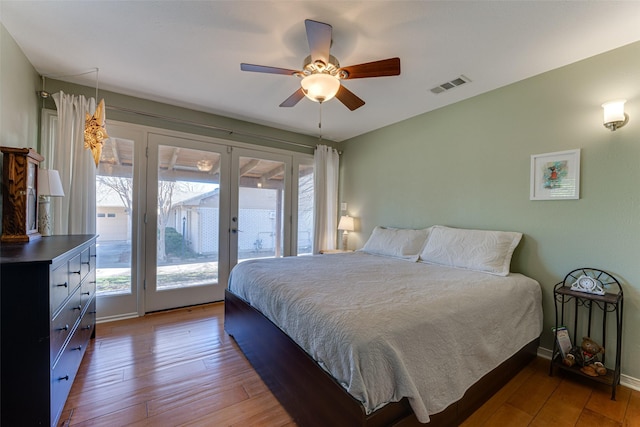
[225,290,539,426]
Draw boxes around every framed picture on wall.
[530,149,581,200]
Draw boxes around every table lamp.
[37,169,65,236]
[337,215,355,250]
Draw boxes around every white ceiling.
[2,1,640,142]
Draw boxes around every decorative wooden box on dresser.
[1,234,97,427]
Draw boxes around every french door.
[144,134,294,312]
[230,148,291,267]
[94,121,145,320]
[145,133,231,312]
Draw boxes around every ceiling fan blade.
[339,57,401,79]
[305,19,332,64]
[241,63,299,76]
[335,85,365,111]
[280,88,306,107]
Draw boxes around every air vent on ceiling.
[430,75,471,94]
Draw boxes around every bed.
[224,225,543,426]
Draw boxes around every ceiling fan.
[241,19,401,111]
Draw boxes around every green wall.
[0,23,41,228]
[0,23,40,150]
[340,41,640,381]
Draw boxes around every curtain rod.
[105,105,317,150]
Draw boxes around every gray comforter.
[228,252,542,423]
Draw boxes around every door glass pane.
[157,146,220,291]
[238,156,285,262]
[96,137,134,295]
[298,163,314,255]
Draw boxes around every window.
[96,137,134,295]
[297,162,314,255]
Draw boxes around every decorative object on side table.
[1,146,44,242]
[577,337,607,377]
[37,169,65,236]
[571,274,605,295]
[553,326,573,360]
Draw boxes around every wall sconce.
[338,215,355,250]
[602,99,629,131]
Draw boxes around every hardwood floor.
[60,303,639,427]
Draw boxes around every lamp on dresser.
[37,169,65,236]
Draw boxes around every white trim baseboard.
[621,373,640,392]
[537,346,553,360]
[96,312,140,324]
[537,346,639,392]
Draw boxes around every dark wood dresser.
[1,234,97,426]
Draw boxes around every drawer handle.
[73,305,82,311]
[72,345,82,351]
[57,324,69,331]
[82,261,91,265]
[58,375,69,381]
[72,270,81,275]
[82,291,91,296]
[89,310,97,315]
[90,254,97,258]
[56,282,68,288]
[90,281,97,284]
[84,325,92,330]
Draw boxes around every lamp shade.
[337,215,355,232]
[602,99,626,124]
[37,169,65,197]
[301,73,340,103]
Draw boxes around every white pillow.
[418,225,522,276]
[359,226,431,260]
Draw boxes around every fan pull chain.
[318,102,323,142]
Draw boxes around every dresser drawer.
[50,263,70,313]
[80,270,96,307]
[80,246,92,281]
[89,244,97,272]
[50,286,83,364]
[78,297,96,341]
[51,328,86,426]
[68,253,82,290]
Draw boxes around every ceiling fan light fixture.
[301,73,340,103]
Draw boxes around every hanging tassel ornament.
[84,98,109,166]
[83,68,108,167]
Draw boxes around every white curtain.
[313,144,339,253]
[45,91,97,235]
